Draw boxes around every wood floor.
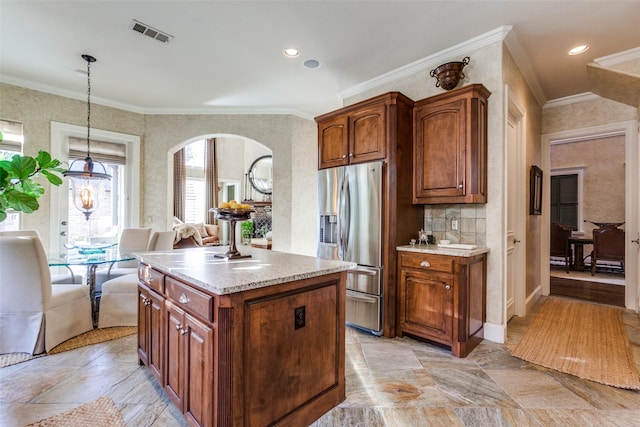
[550,266,626,307]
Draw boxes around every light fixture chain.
[86,57,91,158]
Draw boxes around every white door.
[49,122,141,254]
[505,87,527,320]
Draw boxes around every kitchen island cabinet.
[136,247,353,427]
[396,246,488,357]
[413,84,490,204]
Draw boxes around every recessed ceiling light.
[568,44,590,55]
[284,48,300,58]
[303,59,321,69]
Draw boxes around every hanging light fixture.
[63,54,111,221]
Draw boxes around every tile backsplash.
[422,204,486,246]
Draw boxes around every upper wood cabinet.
[316,92,412,169]
[413,84,491,204]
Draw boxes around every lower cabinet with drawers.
[397,249,487,357]
[136,261,347,427]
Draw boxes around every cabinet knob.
[342,154,347,159]
[176,323,182,331]
[458,184,463,189]
[445,285,451,290]
[349,153,353,157]
[180,328,187,336]
[420,261,430,268]
[179,293,190,304]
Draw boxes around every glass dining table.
[48,244,136,328]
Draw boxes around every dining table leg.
[85,264,99,328]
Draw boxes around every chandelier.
[63,54,111,220]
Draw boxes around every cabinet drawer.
[139,265,164,293]
[400,253,454,273]
[165,277,214,322]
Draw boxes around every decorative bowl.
[430,56,470,90]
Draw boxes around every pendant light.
[63,54,111,221]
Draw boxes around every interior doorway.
[542,120,638,311]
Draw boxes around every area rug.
[0,326,137,368]
[25,396,126,426]
[512,297,640,389]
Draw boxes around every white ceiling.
[1,1,639,118]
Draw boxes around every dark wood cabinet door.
[148,289,164,384]
[413,84,490,204]
[165,301,185,412]
[400,270,453,343]
[318,115,348,169]
[414,98,467,201]
[137,287,150,366]
[349,103,386,164]
[183,314,213,427]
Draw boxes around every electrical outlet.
[451,218,459,231]
[294,306,306,330]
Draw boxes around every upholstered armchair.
[0,235,93,354]
[173,222,219,248]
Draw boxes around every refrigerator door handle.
[337,172,347,259]
[342,174,351,257]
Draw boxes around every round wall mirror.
[248,155,273,195]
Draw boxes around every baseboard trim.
[483,322,506,344]
[526,285,543,312]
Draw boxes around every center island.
[135,246,354,427]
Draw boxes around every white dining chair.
[94,227,152,288]
[0,235,93,354]
[98,230,174,328]
[0,230,84,284]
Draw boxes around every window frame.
[550,167,585,234]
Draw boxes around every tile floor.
[1,296,640,427]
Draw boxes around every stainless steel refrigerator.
[317,161,384,335]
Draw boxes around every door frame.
[505,85,527,319]
[541,120,638,310]
[49,121,141,254]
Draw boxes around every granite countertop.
[397,244,489,257]
[137,246,355,295]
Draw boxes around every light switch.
[451,218,459,231]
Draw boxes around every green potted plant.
[241,221,254,245]
[0,150,64,222]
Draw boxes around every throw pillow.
[193,223,208,237]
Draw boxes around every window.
[551,174,578,230]
[0,119,24,231]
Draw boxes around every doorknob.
[513,238,521,244]
[61,221,67,226]
[632,238,640,245]
[60,231,67,236]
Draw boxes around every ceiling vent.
[130,19,173,43]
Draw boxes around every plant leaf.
[42,170,63,186]
[0,208,6,223]
[4,188,39,213]
[9,155,37,180]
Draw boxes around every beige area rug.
[25,396,126,426]
[0,326,137,368]
[512,297,640,389]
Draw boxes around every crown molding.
[543,92,601,109]
[339,26,513,100]
[594,47,640,67]
[503,29,547,106]
[0,76,315,120]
